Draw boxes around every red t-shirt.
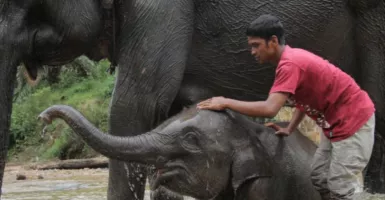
[269,45,375,142]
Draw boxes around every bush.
[8,57,115,161]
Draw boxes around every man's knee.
[310,168,319,183]
[329,186,355,200]
[327,159,363,199]
[310,150,330,189]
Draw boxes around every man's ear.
[266,35,280,49]
[271,35,279,45]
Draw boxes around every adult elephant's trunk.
[39,105,163,164]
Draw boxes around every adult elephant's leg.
[0,46,21,197]
[353,1,385,194]
[106,0,194,199]
[0,6,30,196]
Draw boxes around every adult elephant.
[38,104,323,200]
[0,0,384,199]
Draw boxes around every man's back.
[270,45,375,141]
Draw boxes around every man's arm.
[286,108,305,132]
[198,63,302,117]
[224,92,289,118]
[265,107,305,136]
[198,92,290,118]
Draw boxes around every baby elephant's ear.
[231,145,272,195]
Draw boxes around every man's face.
[247,36,278,64]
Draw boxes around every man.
[197,14,375,200]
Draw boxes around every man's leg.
[311,131,332,200]
[328,114,375,200]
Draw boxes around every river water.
[2,167,109,200]
[2,166,385,200]
[2,166,196,200]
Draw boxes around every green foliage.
[41,127,73,159]
[9,57,115,162]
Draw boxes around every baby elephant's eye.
[185,132,198,142]
[181,132,201,153]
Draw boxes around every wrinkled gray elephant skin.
[38,104,321,200]
[0,0,384,199]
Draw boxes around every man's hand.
[265,122,291,136]
[197,96,228,110]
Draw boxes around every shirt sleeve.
[269,62,302,95]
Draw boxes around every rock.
[16,173,26,180]
[38,174,44,179]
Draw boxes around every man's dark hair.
[246,14,285,45]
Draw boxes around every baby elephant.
[39,105,321,200]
